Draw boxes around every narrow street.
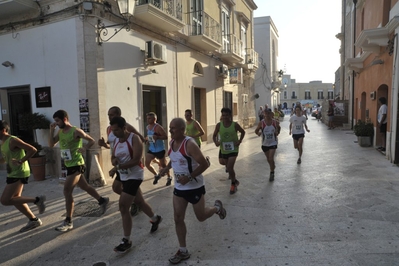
[1,117,398,266]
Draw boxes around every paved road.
[0,117,398,266]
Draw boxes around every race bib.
[295,125,302,130]
[147,135,154,143]
[118,168,130,175]
[174,172,188,183]
[60,149,72,161]
[222,141,234,151]
[266,133,274,140]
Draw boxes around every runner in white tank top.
[159,118,227,264]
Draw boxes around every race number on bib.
[60,149,72,161]
[295,125,302,130]
[147,135,154,143]
[174,172,188,183]
[222,141,234,151]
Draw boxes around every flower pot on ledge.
[28,156,46,181]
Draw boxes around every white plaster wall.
[101,30,176,133]
[0,18,81,144]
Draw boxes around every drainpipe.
[351,0,357,129]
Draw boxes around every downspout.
[341,0,345,100]
[351,0,357,129]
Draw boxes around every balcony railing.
[245,48,258,68]
[222,34,242,56]
[137,0,183,21]
[185,10,221,45]
[291,96,297,99]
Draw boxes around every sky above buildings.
[254,0,342,83]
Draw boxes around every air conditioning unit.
[146,40,167,63]
[370,91,376,100]
[218,64,228,78]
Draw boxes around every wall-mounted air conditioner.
[370,91,376,100]
[218,64,228,78]
[146,40,167,64]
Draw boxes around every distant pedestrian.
[49,110,109,232]
[289,106,310,164]
[0,120,46,233]
[377,97,388,152]
[258,106,264,121]
[212,107,245,194]
[160,118,226,264]
[144,112,172,186]
[255,109,280,181]
[327,103,335,129]
[108,117,162,253]
[98,106,144,216]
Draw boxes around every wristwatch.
[18,160,23,164]
[116,164,120,170]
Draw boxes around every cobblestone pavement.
[0,117,398,266]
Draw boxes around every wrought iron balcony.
[220,34,243,64]
[184,10,221,51]
[291,96,297,99]
[135,0,184,32]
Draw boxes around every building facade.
[254,16,281,113]
[0,0,258,177]
[340,0,399,164]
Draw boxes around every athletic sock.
[179,247,188,253]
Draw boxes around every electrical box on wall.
[370,91,376,100]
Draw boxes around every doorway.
[194,87,207,141]
[142,85,167,133]
[5,87,33,142]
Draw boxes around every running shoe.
[35,195,46,214]
[297,158,301,164]
[169,249,190,264]
[153,175,161,185]
[269,172,275,182]
[214,200,226,219]
[150,215,162,233]
[165,177,172,186]
[130,203,140,216]
[19,219,42,233]
[99,197,109,214]
[114,238,132,253]
[55,220,73,232]
[230,183,237,194]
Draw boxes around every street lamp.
[97,0,136,45]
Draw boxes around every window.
[191,0,203,35]
[284,91,287,99]
[221,8,230,53]
[241,25,246,58]
[193,62,203,75]
[328,90,334,99]
[318,91,324,100]
[223,91,232,110]
[291,91,296,99]
[305,91,311,100]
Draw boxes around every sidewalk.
[0,117,398,266]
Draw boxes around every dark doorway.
[8,89,33,142]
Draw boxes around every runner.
[255,109,280,181]
[212,107,245,194]
[289,106,310,164]
[98,106,143,216]
[144,112,172,186]
[0,120,46,233]
[49,110,109,232]
[159,118,226,264]
[108,116,162,253]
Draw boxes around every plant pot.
[357,136,372,147]
[28,156,46,181]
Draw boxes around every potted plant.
[353,120,374,147]
[18,112,51,181]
